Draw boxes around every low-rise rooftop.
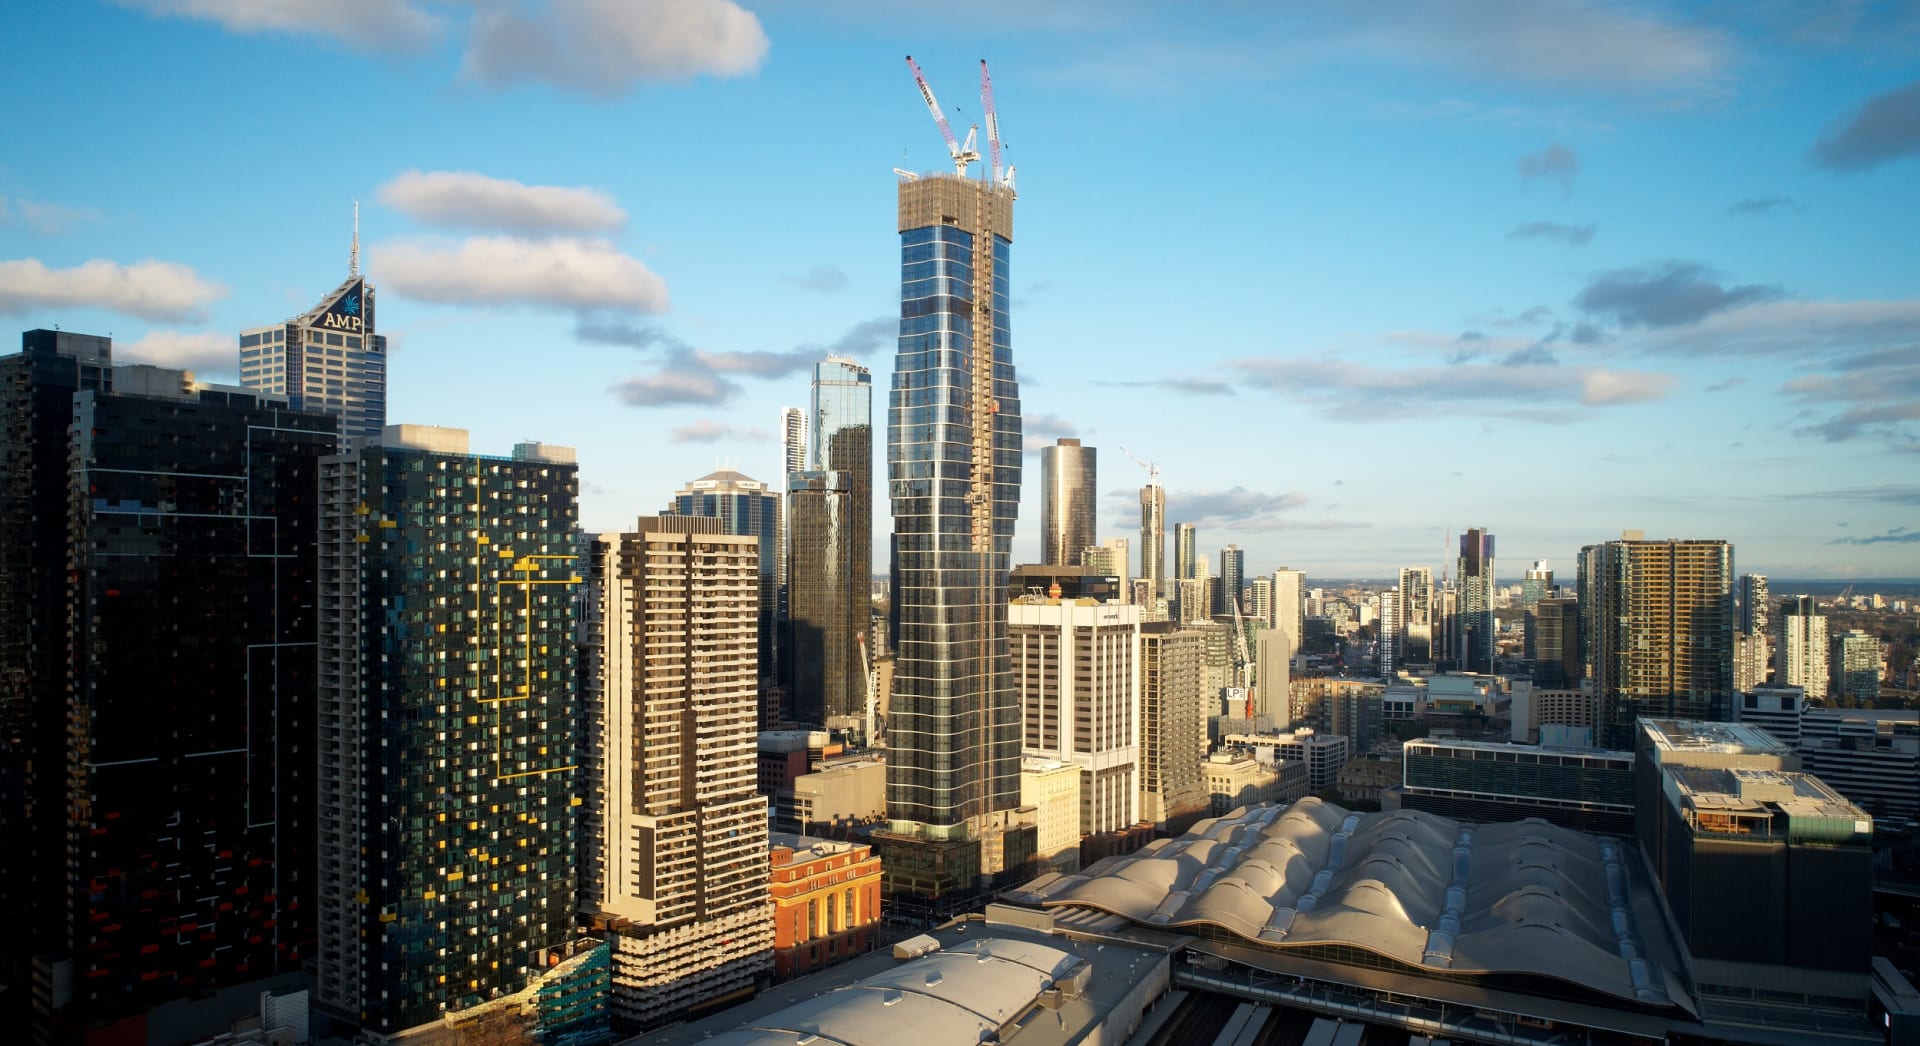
[1641,718,1794,757]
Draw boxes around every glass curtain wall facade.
[1398,566,1434,664]
[1038,438,1095,567]
[787,356,872,728]
[885,173,1022,836]
[1215,545,1244,617]
[1173,523,1197,582]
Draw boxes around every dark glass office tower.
[1215,544,1245,617]
[884,173,1022,835]
[2,332,337,1033]
[0,331,112,1019]
[316,428,579,1034]
[787,357,872,729]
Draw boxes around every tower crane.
[1230,594,1257,718]
[1120,447,1161,488]
[905,56,979,177]
[856,633,880,746]
[979,59,1014,191]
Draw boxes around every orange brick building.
[768,833,883,980]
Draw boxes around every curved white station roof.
[1008,798,1675,1008]
[697,936,1085,1046]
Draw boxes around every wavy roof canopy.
[1007,798,1674,1008]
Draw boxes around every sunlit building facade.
[1039,438,1095,567]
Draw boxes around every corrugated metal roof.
[1008,798,1677,1008]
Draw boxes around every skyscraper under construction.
[876,58,1026,919]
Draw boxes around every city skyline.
[3,4,1919,578]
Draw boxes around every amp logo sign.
[319,280,367,333]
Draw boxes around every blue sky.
[3,1,1919,579]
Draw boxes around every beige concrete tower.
[579,516,771,1028]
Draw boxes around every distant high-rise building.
[1521,560,1552,609]
[782,406,806,478]
[1139,485,1166,601]
[1584,537,1734,749]
[1774,596,1829,701]
[1082,538,1130,599]
[580,517,771,1027]
[1457,528,1496,673]
[316,428,578,1034]
[2,334,337,1033]
[1137,623,1210,834]
[1832,630,1880,704]
[876,166,1023,920]
[1011,592,1141,836]
[1174,577,1211,625]
[1270,568,1304,650]
[779,404,805,617]
[1039,438,1095,566]
[1738,573,1771,636]
[1735,573,1771,690]
[1215,544,1245,618]
[1398,567,1433,664]
[1528,597,1581,687]
[239,261,386,441]
[1377,588,1400,678]
[787,358,872,730]
[1173,522,1197,582]
[672,469,782,692]
[1247,577,1273,626]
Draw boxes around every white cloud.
[612,364,740,407]
[0,257,227,322]
[1631,298,1920,358]
[370,236,668,312]
[117,330,236,376]
[1580,368,1676,405]
[1232,355,1676,415]
[0,194,103,236]
[118,0,441,51]
[1353,1,1728,92]
[378,170,626,235]
[464,0,769,95]
[669,419,769,443]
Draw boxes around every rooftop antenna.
[349,200,360,277]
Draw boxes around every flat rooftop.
[1405,737,1628,760]
[1641,718,1794,756]
[768,833,866,858]
[1667,765,1872,826]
